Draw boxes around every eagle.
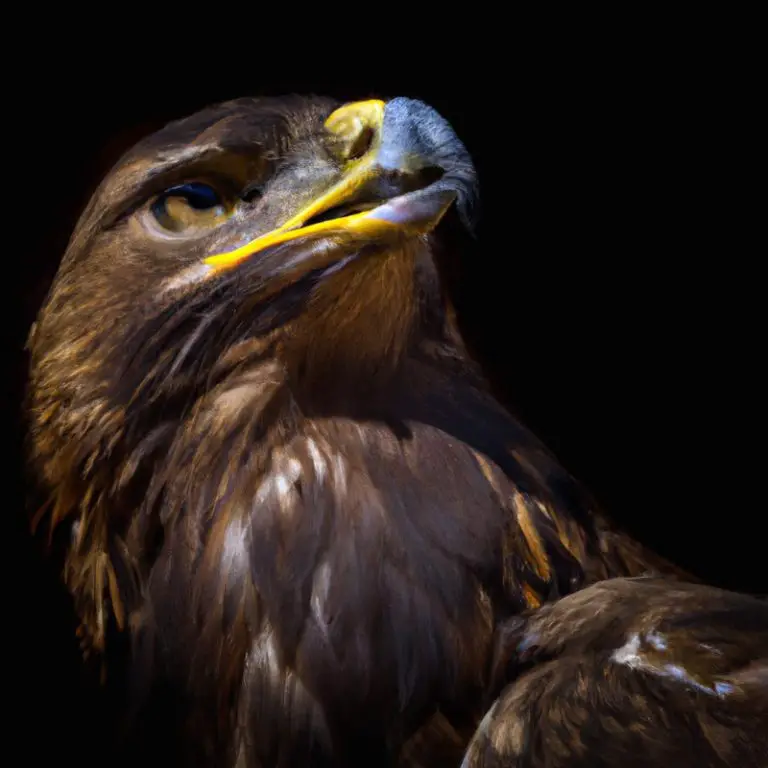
[25,95,766,766]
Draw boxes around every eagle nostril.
[344,124,374,161]
[325,100,383,162]
[326,115,375,162]
[329,120,375,163]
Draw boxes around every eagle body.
[114,331,654,766]
[27,95,755,767]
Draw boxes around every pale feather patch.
[305,437,327,483]
[611,632,643,667]
[331,453,348,497]
[249,629,282,688]
[223,518,250,573]
[311,561,333,639]
[611,632,735,698]
[255,452,304,516]
[161,263,213,293]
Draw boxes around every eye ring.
[150,182,231,233]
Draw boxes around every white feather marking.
[311,561,332,639]
[331,454,347,497]
[222,519,248,571]
[161,263,213,292]
[612,633,643,667]
[306,437,327,482]
[611,632,734,697]
[255,454,303,511]
[646,632,668,651]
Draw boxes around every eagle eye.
[150,182,232,233]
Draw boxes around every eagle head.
[27,95,478,653]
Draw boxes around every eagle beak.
[203,98,476,274]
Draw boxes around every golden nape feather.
[26,95,761,767]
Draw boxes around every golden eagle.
[26,96,766,766]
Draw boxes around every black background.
[7,22,760,765]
